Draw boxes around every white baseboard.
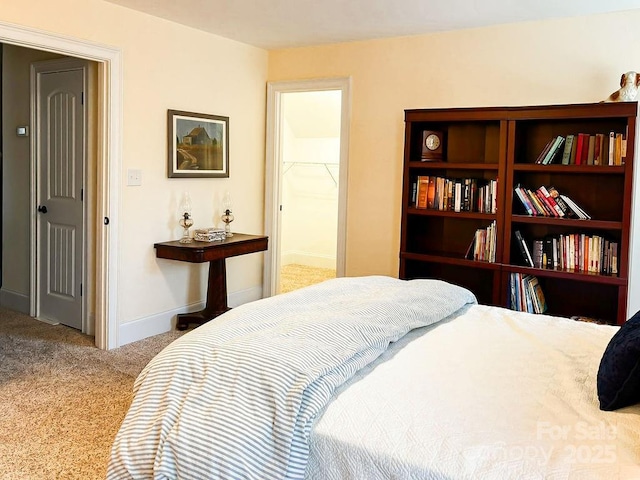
[117,285,264,347]
[282,251,336,269]
[0,288,30,314]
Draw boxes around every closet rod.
[282,162,338,186]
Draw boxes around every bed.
[107,276,640,479]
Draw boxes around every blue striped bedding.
[107,276,477,479]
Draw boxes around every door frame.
[0,20,122,349]
[263,77,351,297]
[31,58,89,332]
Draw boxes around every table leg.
[176,258,231,330]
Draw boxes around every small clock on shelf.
[421,130,445,161]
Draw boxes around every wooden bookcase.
[399,102,637,325]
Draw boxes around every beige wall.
[0,0,268,344]
[268,11,640,316]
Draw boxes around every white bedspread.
[306,304,640,480]
[107,276,476,479]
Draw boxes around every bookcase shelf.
[407,208,497,220]
[511,215,622,230]
[400,102,637,325]
[408,161,499,171]
[401,251,502,270]
[504,264,626,285]
[513,164,624,174]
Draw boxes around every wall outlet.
[127,169,142,186]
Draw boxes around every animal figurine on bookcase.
[604,71,640,102]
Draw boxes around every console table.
[154,233,268,330]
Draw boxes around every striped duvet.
[107,275,476,479]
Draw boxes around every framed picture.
[167,109,229,178]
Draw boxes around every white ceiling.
[104,0,640,49]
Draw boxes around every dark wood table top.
[154,233,268,263]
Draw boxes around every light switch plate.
[16,126,29,137]
[127,169,142,186]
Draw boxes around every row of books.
[464,220,497,263]
[508,273,547,314]
[534,132,626,166]
[514,184,590,219]
[514,231,619,275]
[412,176,497,213]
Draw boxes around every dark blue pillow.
[597,310,640,411]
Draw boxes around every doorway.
[264,78,351,297]
[0,23,122,349]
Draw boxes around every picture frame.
[167,109,229,178]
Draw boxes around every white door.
[264,78,351,297]
[36,66,85,329]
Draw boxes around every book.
[569,134,578,164]
[542,136,565,165]
[538,185,564,217]
[615,133,623,165]
[453,180,462,212]
[521,274,535,313]
[509,273,518,310]
[528,276,548,313]
[561,135,575,165]
[463,178,471,211]
[515,230,534,267]
[416,176,430,208]
[514,186,535,215]
[594,133,604,165]
[544,236,554,269]
[471,221,497,263]
[611,242,618,274]
[535,138,556,164]
[580,134,590,165]
[510,272,521,311]
[547,186,578,218]
[532,239,544,268]
[525,276,538,313]
[526,188,549,216]
[586,135,596,165]
[436,176,445,210]
[426,176,436,209]
[470,179,478,212]
[575,133,587,165]
[560,194,591,219]
[608,131,615,165]
[535,188,558,217]
[522,187,541,215]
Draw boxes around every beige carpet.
[280,264,336,293]
[0,307,184,479]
